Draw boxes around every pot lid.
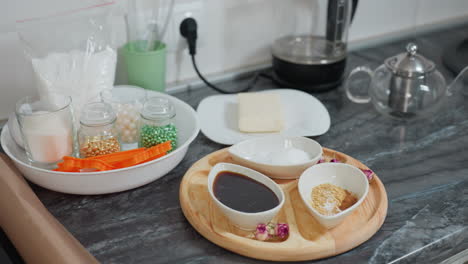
[385,43,435,77]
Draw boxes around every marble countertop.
[4,24,468,263]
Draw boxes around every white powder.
[322,197,341,214]
[22,112,73,163]
[252,147,311,165]
[31,48,117,125]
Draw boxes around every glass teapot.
[345,43,468,119]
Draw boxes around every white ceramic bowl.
[1,91,199,195]
[207,163,285,230]
[228,135,323,179]
[298,163,369,229]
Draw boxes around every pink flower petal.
[255,224,269,241]
[318,157,325,164]
[256,223,267,233]
[275,223,289,239]
[330,158,340,163]
[361,169,374,181]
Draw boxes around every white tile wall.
[349,0,419,41]
[0,0,468,119]
[416,0,468,26]
[221,1,275,70]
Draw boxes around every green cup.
[123,41,166,92]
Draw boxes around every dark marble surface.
[4,25,468,263]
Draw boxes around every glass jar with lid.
[78,102,120,158]
[101,85,147,150]
[139,97,177,150]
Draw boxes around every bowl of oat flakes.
[298,162,369,229]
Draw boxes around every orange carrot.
[137,153,167,165]
[86,147,146,165]
[113,141,172,168]
[54,141,172,172]
[55,156,116,172]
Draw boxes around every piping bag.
[0,154,98,263]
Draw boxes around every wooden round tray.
[179,148,388,261]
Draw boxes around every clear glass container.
[344,43,468,119]
[368,65,447,118]
[272,0,353,65]
[101,85,147,150]
[139,97,177,150]
[15,94,75,168]
[78,102,120,158]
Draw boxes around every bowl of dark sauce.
[208,163,285,230]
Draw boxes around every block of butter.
[238,93,284,133]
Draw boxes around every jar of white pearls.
[101,85,147,150]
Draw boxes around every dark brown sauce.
[213,170,279,213]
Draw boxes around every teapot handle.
[447,65,468,96]
[345,66,373,104]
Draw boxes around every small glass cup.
[101,86,147,150]
[15,94,75,168]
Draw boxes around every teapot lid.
[385,43,435,77]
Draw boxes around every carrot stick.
[54,141,172,172]
[55,157,116,172]
[137,153,167,165]
[113,141,172,168]
[86,148,146,164]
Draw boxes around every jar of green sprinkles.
[138,97,177,151]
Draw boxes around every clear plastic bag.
[16,2,119,124]
[126,0,174,52]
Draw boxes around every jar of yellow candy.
[78,102,120,158]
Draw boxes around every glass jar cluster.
[15,86,178,168]
[79,88,178,159]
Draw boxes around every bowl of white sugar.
[228,135,323,179]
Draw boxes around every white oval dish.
[298,163,369,229]
[196,89,331,145]
[1,90,199,195]
[229,135,323,179]
[207,162,285,230]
